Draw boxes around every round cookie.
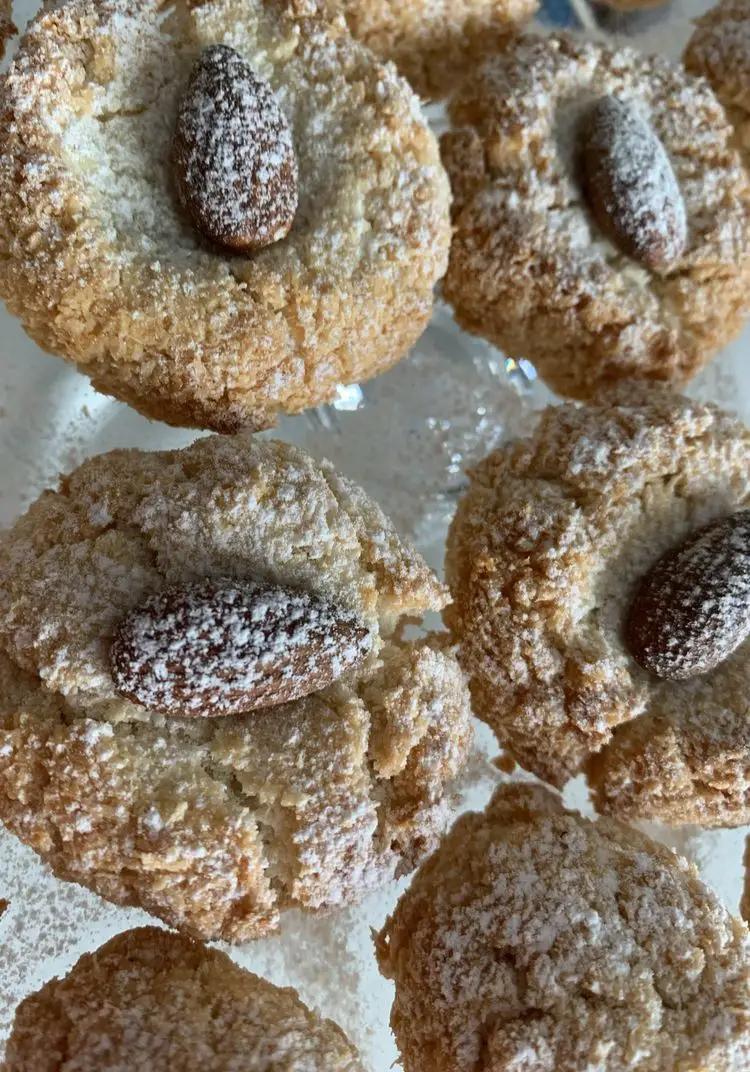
[445,383,750,826]
[685,0,750,164]
[331,0,537,100]
[0,0,450,432]
[376,783,750,1072]
[4,926,364,1071]
[441,33,750,400]
[0,434,472,941]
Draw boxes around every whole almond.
[625,510,750,680]
[110,578,372,717]
[173,45,298,252]
[578,95,687,273]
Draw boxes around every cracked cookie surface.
[0,434,472,941]
[376,784,750,1072]
[442,34,750,399]
[0,0,450,431]
[4,926,364,1071]
[445,383,750,826]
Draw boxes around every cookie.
[4,926,363,1071]
[331,0,536,100]
[376,783,750,1072]
[685,0,750,167]
[441,34,750,400]
[445,383,750,827]
[0,434,472,941]
[0,0,450,432]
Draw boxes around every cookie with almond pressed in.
[375,784,750,1072]
[445,382,750,827]
[4,926,364,1072]
[0,0,450,432]
[0,434,472,941]
[441,33,750,400]
[330,0,537,100]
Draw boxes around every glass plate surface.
[1,1,750,1067]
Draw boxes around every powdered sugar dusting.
[442,33,750,399]
[626,509,750,680]
[685,0,750,111]
[377,785,750,1071]
[110,577,373,716]
[174,45,298,251]
[580,94,687,272]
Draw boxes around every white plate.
[1,1,749,1067]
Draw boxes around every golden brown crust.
[0,0,450,432]
[442,33,750,400]
[587,657,750,827]
[445,384,750,828]
[4,926,364,1071]
[0,435,472,941]
[376,784,750,1072]
[685,0,750,169]
[331,0,536,100]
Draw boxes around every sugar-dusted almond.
[173,44,298,252]
[110,578,372,716]
[625,509,750,680]
[579,94,687,272]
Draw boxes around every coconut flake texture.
[110,577,373,716]
[3,927,365,1072]
[0,434,473,941]
[173,44,298,252]
[376,784,750,1071]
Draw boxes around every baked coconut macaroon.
[446,383,750,827]
[685,0,750,166]
[330,0,537,100]
[0,434,472,941]
[441,33,750,400]
[376,784,750,1072]
[4,926,364,1071]
[0,0,450,432]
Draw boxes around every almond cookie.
[441,34,750,400]
[4,926,363,1071]
[376,784,750,1072]
[0,435,472,942]
[445,383,750,827]
[685,0,750,166]
[330,0,537,100]
[0,0,450,433]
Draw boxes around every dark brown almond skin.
[579,95,687,273]
[173,45,298,252]
[110,578,372,717]
[625,510,750,680]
